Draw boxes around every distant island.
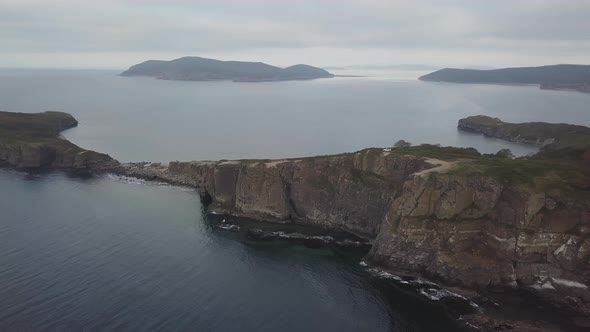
[419,64,590,93]
[121,56,334,82]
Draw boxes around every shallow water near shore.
[0,169,468,331]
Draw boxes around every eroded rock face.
[0,141,114,169]
[124,149,431,238]
[120,149,590,321]
[367,174,590,320]
[0,111,115,170]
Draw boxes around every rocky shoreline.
[0,111,115,170]
[458,115,590,151]
[113,149,589,331]
[2,111,590,331]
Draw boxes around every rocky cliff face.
[367,174,590,321]
[0,140,113,169]
[125,149,431,238]
[458,115,590,151]
[0,111,115,170]
[121,147,590,326]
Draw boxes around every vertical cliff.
[367,174,590,321]
[122,145,590,326]
[129,149,431,238]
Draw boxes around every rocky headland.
[458,115,590,151]
[0,111,115,169]
[118,144,590,331]
[2,111,590,330]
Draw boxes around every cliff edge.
[0,111,116,169]
[120,145,590,329]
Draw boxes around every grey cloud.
[0,0,588,67]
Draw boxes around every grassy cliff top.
[391,144,589,191]
[0,111,78,138]
[459,115,590,148]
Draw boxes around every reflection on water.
[0,170,464,331]
[3,69,589,161]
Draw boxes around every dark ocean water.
[1,69,590,331]
[0,170,461,331]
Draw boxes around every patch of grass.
[0,111,78,137]
[450,157,588,191]
[390,144,482,161]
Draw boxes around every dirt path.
[413,158,459,177]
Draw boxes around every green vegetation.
[459,115,590,150]
[450,158,588,191]
[0,111,83,152]
[0,111,78,138]
[391,144,481,161]
[389,143,588,191]
[0,111,113,169]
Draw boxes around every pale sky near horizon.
[1,0,589,69]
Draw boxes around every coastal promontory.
[458,115,590,152]
[3,110,590,330]
[419,64,590,93]
[121,56,334,82]
[119,143,590,329]
[0,111,114,169]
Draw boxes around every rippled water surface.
[0,170,468,331]
[2,69,590,331]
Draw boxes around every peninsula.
[419,64,590,93]
[2,111,589,330]
[458,115,590,150]
[0,111,114,169]
[121,56,334,82]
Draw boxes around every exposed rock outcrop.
[122,149,432,238]
[458,115,590,151]
[119,146,590,328]
[367,174,590,323]
[0,111,115,170]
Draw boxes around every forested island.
[121,56,334,82]
[419,64,590,93]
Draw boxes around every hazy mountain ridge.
[419,64,590,93]
[121,56,334,82]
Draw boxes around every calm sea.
[2,69,588,161]
[1,69,589,331]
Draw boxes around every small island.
[419,64,590,93]
[121,56,334,82]
[0,111,113,169]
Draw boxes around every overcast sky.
[1,0,589,69]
